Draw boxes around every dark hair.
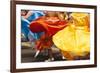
[21,10,28,16]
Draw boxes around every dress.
[29,16,68,36]
[21,17,30,40]
[27,11,45,40]
[27,11,45,22]
[52,24,90,60]
[21,11,45,41]
[29,16,68,50]
[52,13,90,60]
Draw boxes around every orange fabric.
[35,34,53,50]
[29,16,68,50]
[29,16,68,36]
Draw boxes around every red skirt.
[29,16,68,36]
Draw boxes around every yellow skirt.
[52,25,90,60]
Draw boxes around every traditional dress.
[21,11,45,41]
[29,16,68,36]
[27,11,45,22]
[52,13,90,60]
[21,17,30,40]
[29,16,68,50]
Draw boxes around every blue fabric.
[27,11,45,22]
[21,17,44,41]
[21,17,30,40]
[21,11,45,41]
[27,11,45,40]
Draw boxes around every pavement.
[21,42,65,63]
[21,42,90,63]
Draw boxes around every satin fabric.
[21,11,45,41]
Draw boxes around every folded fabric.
[52,13,90,60]
[27,11,45,22]
[29,16,68,51]
[21,17,30,40]
[29,16,68,36]
[53,24,90,57]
